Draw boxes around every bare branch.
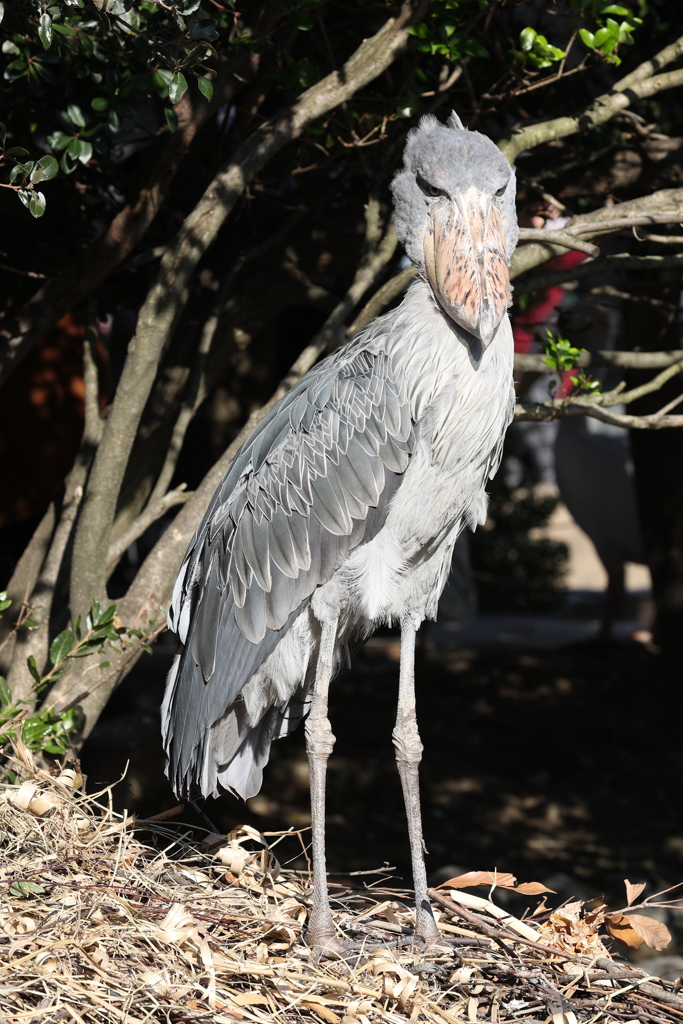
[8,316,103,702]
[514,251,683,294]
[515,350,683,373]
[106,485,192,571]
[515,400,683,430]
[510,187,683,279]
[0,505,56,675]
[635,233,683,244]
[516,228,599,257]
[602,359,683,407]
[499,34,683,163]
[589,285,680,311]
[67,0,427,621]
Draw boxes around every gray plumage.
[162,112,518,810]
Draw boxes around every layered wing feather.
[163,333,416,798]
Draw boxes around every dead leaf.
[624,913,672,951]
[605,913,645,949]
[539,900,610,956]
[624,879,646,906]
[515,882,556,895]
[211,825,280,884]
[302,1001,341,1024]
[439,871,555,895]
[439,871,517,890]
[233,992,270,1007]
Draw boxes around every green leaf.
[27,656,41,686]
[86,600,100,631]
[102,604,117,623]
[43,742,66,754]
[579,28,596,47]
[27,190,46,218]
[77,141,92,164]
[28,191,45,218]
[23,618,38,629]
[2,39,20,54]
[0,3,5,24]
[168,71,188,105]
[91,97,109,111]
[602,3,631,13]
[47,131,72,151]
[292,12,312,29]
[9,880,45,898]
[10,161,33,184]
[30,155,58,183]
[593,26,613,47]
[196,75,213,101]
[38,12,53,49]
[65,103,86,128]
[49,628,74,666]
[153,68,173,96]
[164,107,178,133]
[519,27,536,52]
[0,676,12,708]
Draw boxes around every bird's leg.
[304,614,342,951]
[393,613,441,945]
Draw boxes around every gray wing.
[162,332,416,798]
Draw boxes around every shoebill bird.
[162,113,518,950]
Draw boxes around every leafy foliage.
[573,1,643,64]
[542,330,602,397]
[515,27,566,70]
[0,597,151,758]
[0,0,224,216]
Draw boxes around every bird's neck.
[386,277,514,421]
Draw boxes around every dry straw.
[1,736,682,1024]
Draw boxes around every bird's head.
[391,112,518,350]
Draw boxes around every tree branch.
[8,316,104,702]
[510,187,683,279]
[515,400,683,430]
[514,251,683,294]
[498,34,683,163]
[514,350,683,372]
[589,285,680,312]
[0,67,252,388]
[106,485,191,571]
[68,4,426,621]
[516,228,599,257]
[515,361,683,428]
[0,505,56,675]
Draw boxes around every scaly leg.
[304,615,343,951]
[393,613,441,944]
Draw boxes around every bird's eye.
[417,176,445,199]
[495,183,507,198]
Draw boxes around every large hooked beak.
[424,187,510,348]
